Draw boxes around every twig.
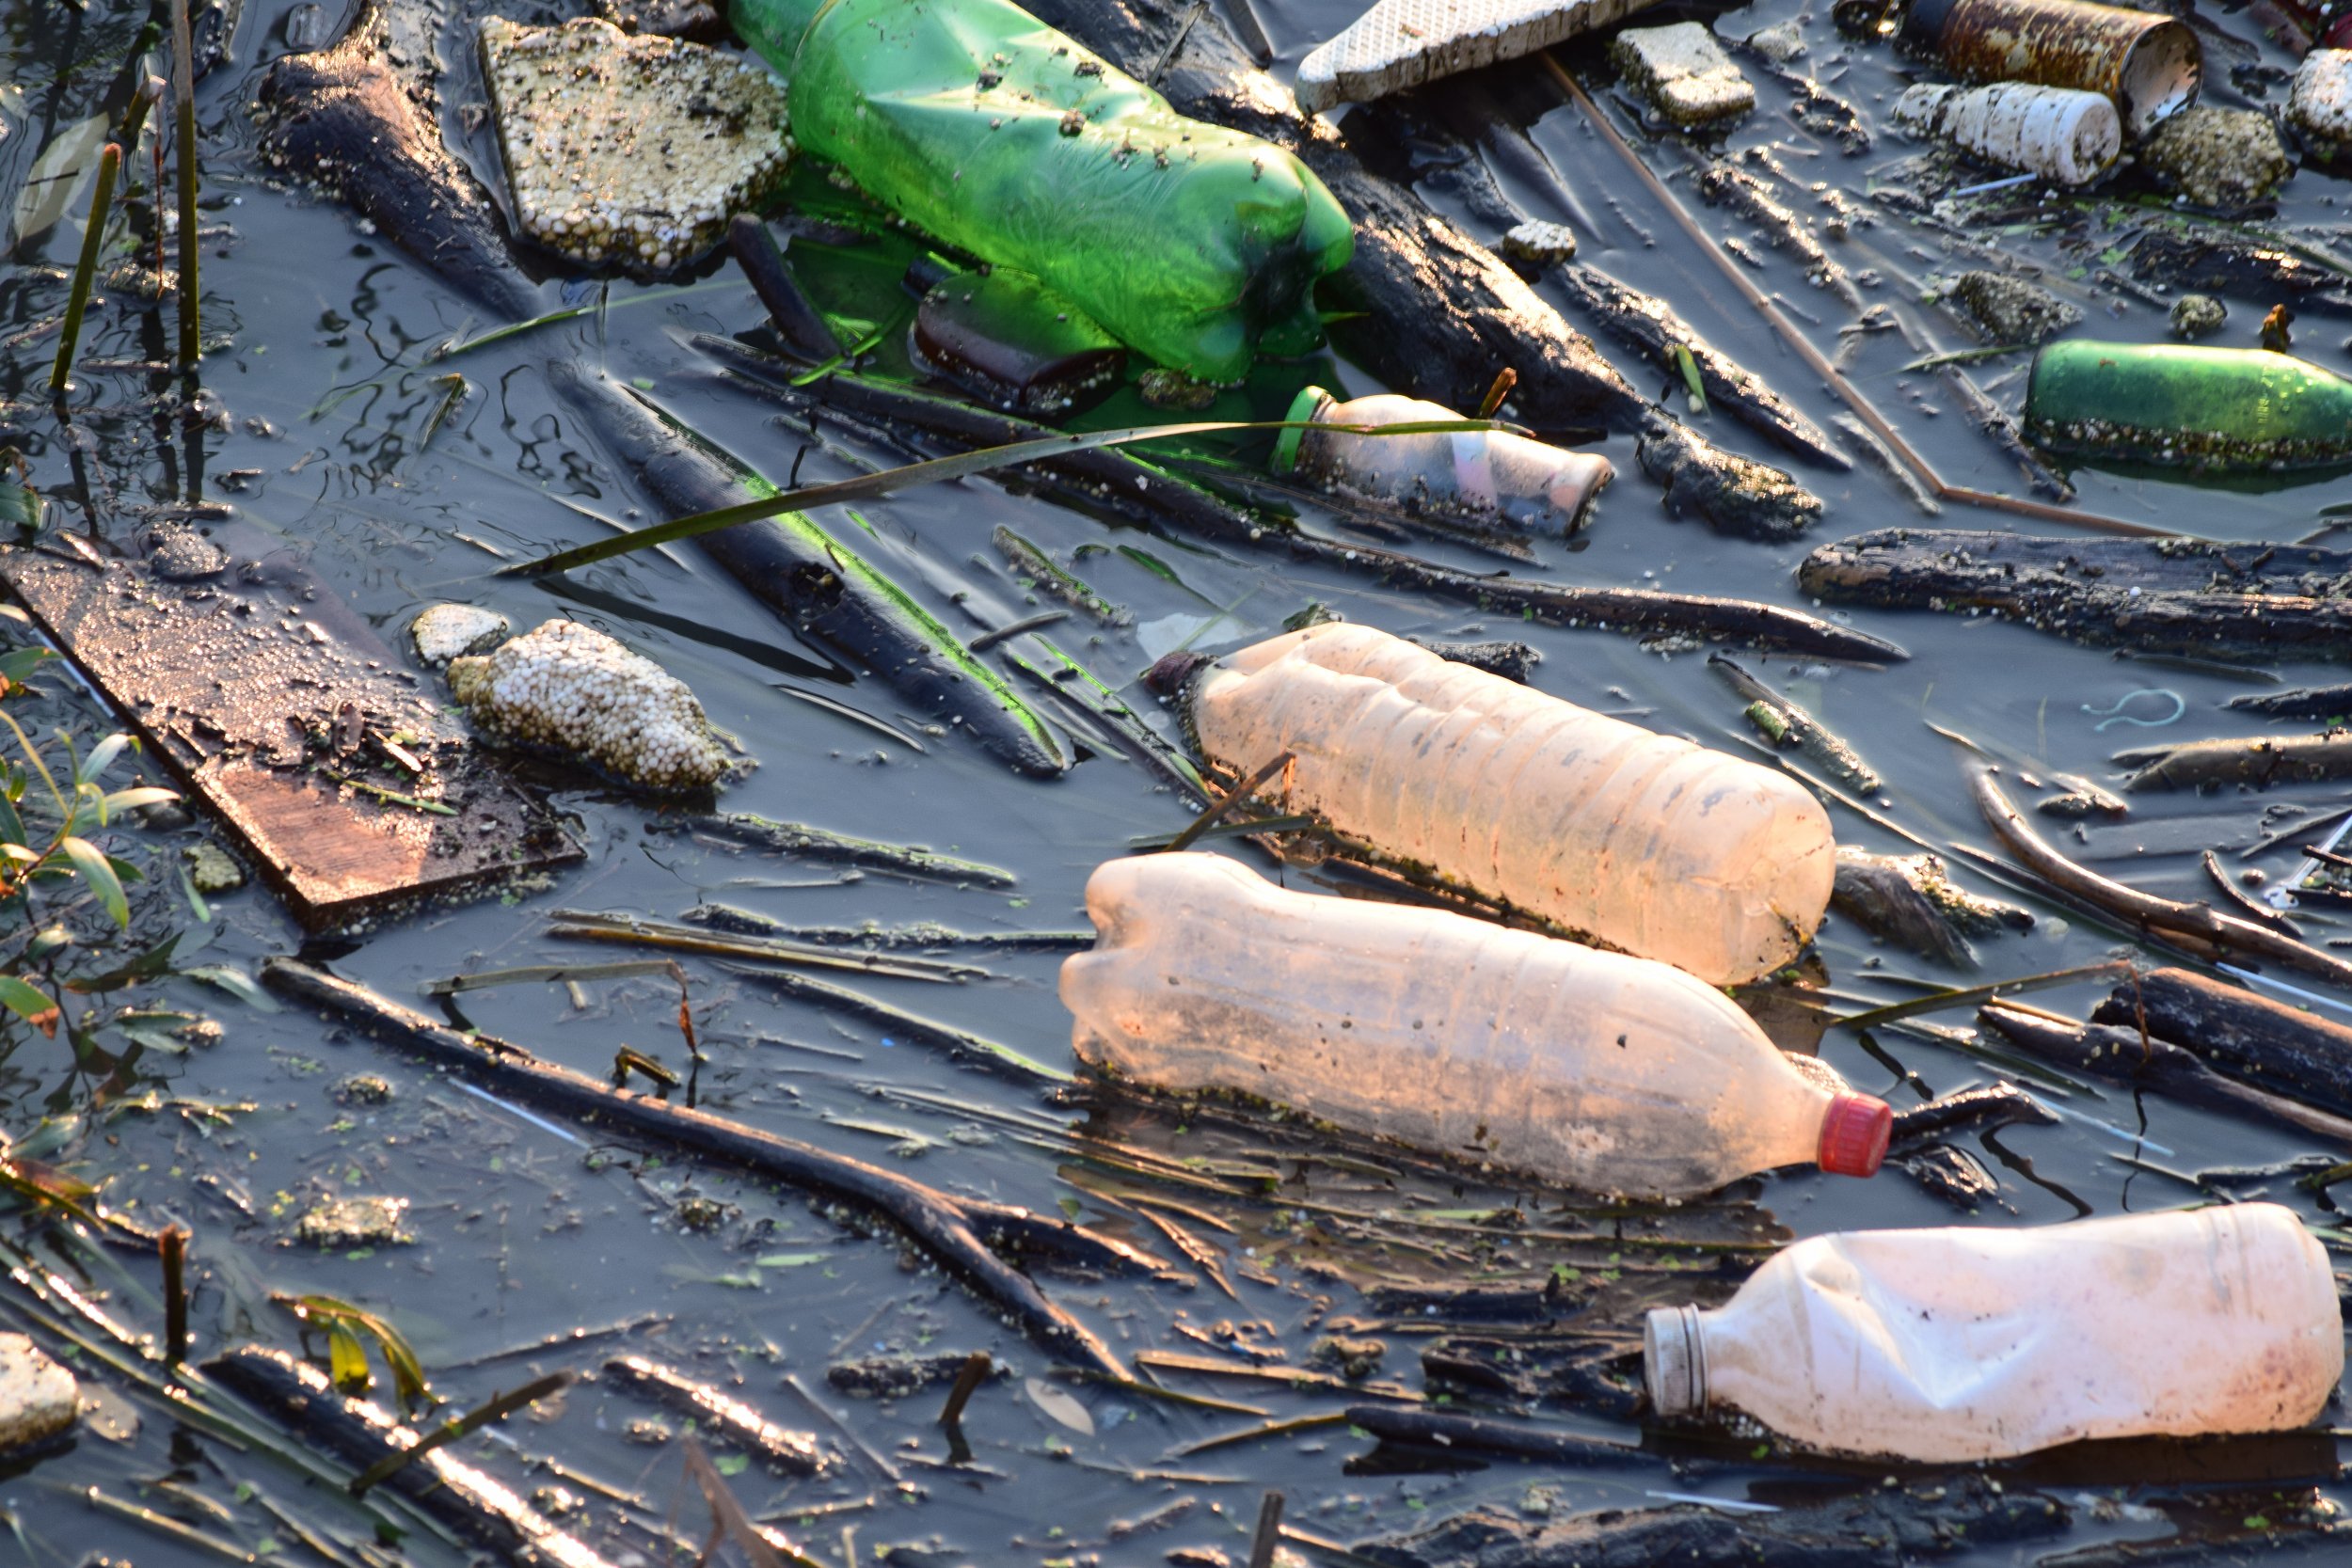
[1248,1492,1286,1568]
[1972,766,2352,990]
[160,1225,188,1366]
[261,959,1126,1376]
[1159,752,1293,854]
[2204,850,2301,936]
[350,1372,572,1496]
[939,1351,992,1432]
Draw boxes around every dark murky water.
[4,0,2352,1561]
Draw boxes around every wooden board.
[0,535,580,927]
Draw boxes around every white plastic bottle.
[1274,386,1614,538]
[1645,1204,2344,1462]
[1060,854,1891,1197]
[1152,624,1835,987]
[1893,82,2122,187]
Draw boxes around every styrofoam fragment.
[1894,82,2120,187]
[1296,0,1662,113]
[1502,220,1578,262]
[0,1336,76,1451]
[1611,23,1754,126]
[411,604,511,667]
[449,621,730,793]
[2292,50,2352,146]
[479,17,790,276]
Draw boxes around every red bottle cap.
[1818,1092,1893,1179]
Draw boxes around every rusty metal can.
[1899,0,2201,137]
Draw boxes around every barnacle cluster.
[447,620,729,793]
[479,16,791,275]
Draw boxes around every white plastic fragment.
[1611,23,1755,126]
[410,604,511,667]
[1295,0,1661,113]
[2291,49,2352,151]
[478,17,791,275]
[0,1334,77,1450]
[1501,219,1578,262]
[448,620,730,793]
[1894,81,2121,187]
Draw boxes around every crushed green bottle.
[2025,340,2352,469]
[730,0,1354,384]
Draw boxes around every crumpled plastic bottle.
[1645,1204,2344,1461]
[730,0,1354,382]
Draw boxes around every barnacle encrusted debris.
[479,16,791,275]
[447,620,730,793]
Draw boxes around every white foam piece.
[0,1336,75,1451]
[2291,49,2352,147]
[1296,0,1663,113]
[1611,22,1754,126]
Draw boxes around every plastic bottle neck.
[1645,1305,1708,1417]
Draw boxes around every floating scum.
[729,0,1356,381]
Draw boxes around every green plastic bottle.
[2025,340,2352,468]
[731,0,1354,383]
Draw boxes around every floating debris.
[1635,418,1823,543]
[1893,82,2120,186]
[0,1336,76,1451]
[604,1355,831,1475]
[1710,653,1883,795]
[449,621,732,794]
[295,1195,414,1248]
[411,604,511,667]
[1945,271,2080,345]
[1408,637,1541,683]
[2128,230,2352,319]
[912,269,1127,417]
[2227,683,2352,720]
[2115,731,2352,791]
[993,527,1131,627]
[1501,220,1578,263]
[1612,24,1755,126]
[1897,0,2200,138]
[1832,847,2031,966]
[2138,106,2291,209]
[2025,340,2352,470]
[2290,48,2352,155]
[478,17,791,274]
[1295,0,1662,112]
[2169,292,2227,339]
[2035,771,2129,819]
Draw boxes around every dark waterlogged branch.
[259,959,1129,1376]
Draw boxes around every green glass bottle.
[2025,340,2352,468]
[731,0,1353,384]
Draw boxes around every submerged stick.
[655,810,1017,887]
[1709,654,1881,794]
[1979,1003,2352,1145]
[208,1348,619,1565]
[727,215,839,364]
[604,1355,828,1476]
[259,959,1125,1375]
[714,959,1067,1084]
[349,1372,573,1496]
[169,0,199,370]
[48,143,121,397]
[1971,766,2352,991]
[2115,731,2352,792]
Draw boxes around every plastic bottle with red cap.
[1061,853,1890,1198]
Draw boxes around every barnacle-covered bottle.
[1898,0,2200,138]
[1892,82,2121,185]
[2024,341,2352,468]
[1274,386,1613,538]
[1062,854,1891,1197]
[1150,624,1835,986]
[728,0,1353,382]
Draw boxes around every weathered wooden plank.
[0,536,578,926]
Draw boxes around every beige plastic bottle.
[1645,1204,2344,1462]
[1152,624,1835,986]
[1060,854,1890,1198]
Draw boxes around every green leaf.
[180,964,279,1012]
[713,1453,750,1478]
[0,974,56,1032]
[59,837,127,927]
[328,1325,373,1393]
[0,648,54,688]
[0,474,43,535]
[99,786,177,820]
[75,734,130,788]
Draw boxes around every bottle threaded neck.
[1645,1305,1708,1418]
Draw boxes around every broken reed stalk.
[1158,751,1293,854]
[1540,58,2163,541]
[160,1224,188,1366]
[1971,766,2352,990]
[48,143,121,397]
[938,1350,991,1431]
[259,958,1130,1378]
[118,74,162,152]
[169,0,199,370]
[1248,1492,1286,1568]
[349,1370,572,1495]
